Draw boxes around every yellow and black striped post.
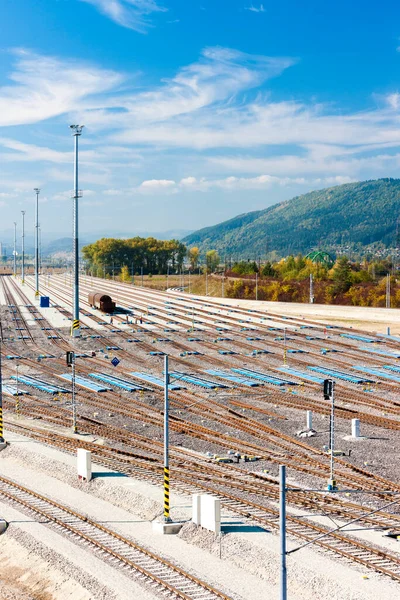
[0,405,4,443]
[163,355,172,522]
[71,319,80,336]
[164,466,170,520]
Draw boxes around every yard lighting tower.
[69,124,84,336]
[34,188,40,297]
[13,222,17,277]
[21,211,25,283]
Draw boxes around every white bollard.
[351,419,360,438]
[77,448,92,481]
[306,410,313,430]
[200,495,221,534]
[192,494,201,525]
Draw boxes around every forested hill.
[182,179,400,256]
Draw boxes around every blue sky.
[1,0,400,237]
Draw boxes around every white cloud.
[139,179,176,193]
[3,46,400,212]
[0,49,123,127]
[101,173,355,197]
[0,138,71,163]
[80,0,166,32]
[246,4,266,13]
[386,93,400,110]
[82,47,296,131]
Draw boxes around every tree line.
[82,237,187,276]
[225,255,400,307]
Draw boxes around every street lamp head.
[34,188,40,194]
[69,124,84,136]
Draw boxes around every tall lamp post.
[69,125,84,337]
[34,188,40,297]
[21,211,25,283]
[13,221,17,277]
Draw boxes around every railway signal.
[66,351,77,433]
[324,378,338,491]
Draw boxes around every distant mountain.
[182,179,400,257]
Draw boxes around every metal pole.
[13,221,16,277]
[283,326,287,365]
[280,465,287,600]
[21,211,25,283]
[310,273,314,304]
[70,124,84,337]
[164,354,171,522]
[386,273,390,309]
[329,381,335,488]
[0,333,4,443]
[255,272,258,301]
[34,188,40,297]
[16,362,20,417]
[72,353,77,433]
[39,226,42,274]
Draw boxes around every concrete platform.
[152,520,184,535]
[0,520,8,535]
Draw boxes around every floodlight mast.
[34,188,40,297]
[13,222,17,277]
[70,125,84,337]
[21,211,25,283]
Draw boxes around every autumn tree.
[206,250,220,273]
[188,247,200,270]
[120,265,131,282]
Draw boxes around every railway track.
[3,274,400,584]
[4,420,400,584]
[0,474,232,600]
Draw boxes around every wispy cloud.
[3,46,400,209]
[91,47,296,134]
[245,4,266,13]
[80,0,166,32]
[101,174,355,198]
[0,49,122,127]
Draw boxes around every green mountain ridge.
[182,178,400,257]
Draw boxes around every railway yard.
[0,272,400,600]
